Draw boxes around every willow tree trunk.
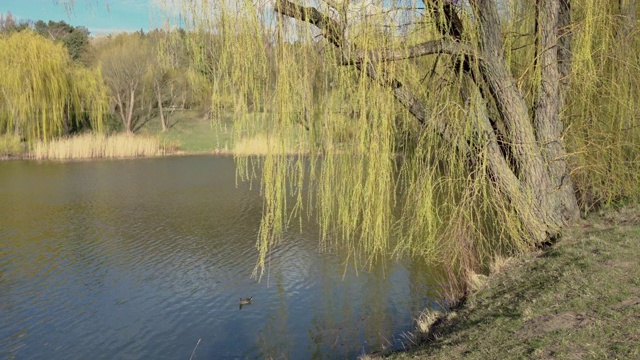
[620,0,637,37]
[274,0,581,245]
[534,0,580,222]
[473,0,579,237]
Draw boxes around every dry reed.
[416,308,443,334]
[29,133,163,160]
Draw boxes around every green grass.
[383,206,640,359]
[138,110,235,153]
[139,110,308,155]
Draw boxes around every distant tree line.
[0,12,228,141]
[0,13,90,63]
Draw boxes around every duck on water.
[239,297,252,305]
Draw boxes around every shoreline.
[0,149,235,162]
[377,206,640,359]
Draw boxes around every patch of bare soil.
[517,312,593,340]
[605,257,638,267]
[531,344,588,360]
[601,207,640,226]
[611,297,640,310]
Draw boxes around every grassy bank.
[140,110,308,155]
[138,110,233,153]
[379,207,640,359]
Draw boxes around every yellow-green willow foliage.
[168,0,640,280]
[498,0,640,209]
[564,0,640,208]
[0,31,107,142]
[167,0,463,278]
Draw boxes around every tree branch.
[275,0,343,47]
[274,0,469,150]
[321,0,346,15]
[428,1,464,39]
[345,39,477,65]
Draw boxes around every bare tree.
[99,34,151,134]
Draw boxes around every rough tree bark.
[274,0,581,244]
[534,0,580,221]
[619,0,637,37]
[558,0,572,88]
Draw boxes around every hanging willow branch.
[274,0,470,154]
[164,0,640,282]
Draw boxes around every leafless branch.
[346,39,476,65]
[276,0,343,47]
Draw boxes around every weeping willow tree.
[564,0,640,209]
[0,30,107,142]
[160,0,640,285]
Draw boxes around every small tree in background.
[98,33,152,134]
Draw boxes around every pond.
[0,156,441,359]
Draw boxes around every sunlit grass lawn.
[138,110,235,153]
[140,110,308,155]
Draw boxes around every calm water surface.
[0,156,440,359]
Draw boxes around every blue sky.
[1,0,171,35]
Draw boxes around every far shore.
[0,148,236,162]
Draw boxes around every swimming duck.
[239,297,253,305]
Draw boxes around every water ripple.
[0,157,440,359]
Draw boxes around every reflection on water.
[0,156,441,359]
